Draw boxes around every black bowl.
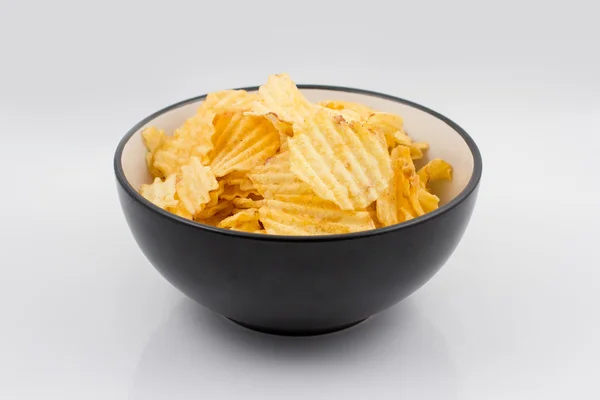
[114,85,482,336]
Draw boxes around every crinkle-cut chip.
[195,199,233,220]
[318,100,375,120]
[203,180,225,208]
[217,209,261,232]
[418,190,440,213]
[248,151,315,198]
[196,207,235,227]
[167,202,193,220]
[139,175,178,209]
[366,112,404,148]
[210,113,280,177]
[251,73,313,126]
[221,171,249,187]
[289,108,392,210]
[152,136,192,177]
[418,159,452,187]
[202,90,259,113]
[232,197,264,209]
[367,203,383,229]
[220,184,261,201]
[317,104,364,123]
[365,114,429,159]
[232,221,264,232]
[142,127,166,177]
[176,157,219,215]
[154,90,258,176]
[376,146,424,226]
[142,126,166,153]
[151,106,217,176]
[259,196,375,236]
[220,172,258,192]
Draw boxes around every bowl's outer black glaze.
[115,85,482,335]
[116,183,478,335]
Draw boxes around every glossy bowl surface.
[114,85,482,335]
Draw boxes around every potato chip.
[259,196,375,235]
[318,100,375,120]
[417,189,440,213]
[218,209,262,232]
[418,159,453,187]
[167,202,194,220]
[203,90,259,112]
[139,175,178,209]
[247,151,315,198]
[289,108,392,210]
[210,113,280,177]
[376,146,422,226]
[232,197,264,209]
[220,183,261,201]
[175,157,219,216]
[221,171,250,187]
[142,127,166,178]
[196,206,235,227]
[195,199,233,220]
[251,73,313,126]
[151,107,216,176]
[366,203,382,229]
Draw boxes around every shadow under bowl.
[114,85,482,336]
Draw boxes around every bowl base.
[227,318,368,337]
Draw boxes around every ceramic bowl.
[114,85,482,336]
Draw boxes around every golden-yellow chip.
[218,209,262,232]
[318,100,375,120]
[176,157,219,216]
[248,151,315,198]
[289,108,392,210]
[259,196,375,235]
[140,174,178,209]
[210,113,280,177]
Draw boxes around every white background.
[1,0,599,399]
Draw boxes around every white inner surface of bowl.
[122,89,474,205]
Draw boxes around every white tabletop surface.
[1,1,599,399]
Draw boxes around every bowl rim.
[114,84,483,242]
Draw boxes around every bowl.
[114,85,482,336]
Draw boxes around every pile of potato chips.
[139,73,452,235]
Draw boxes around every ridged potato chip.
[248,151,315,198]
[251,73,313,126]
[142,127,166,178]
[217,209,262,232]
[259,196,375,236]
[151,106,216,176]
[318,100,375,120]
[289,108,392,210]
[167,202,194,220]
[195,199,233,220]
[176,157,219,216]
[196,206,235,227]
[376,146,418,226]
[203,90,259,112]
[221,171,251,187]
[140,175,178,209]
[365,113,429,159]
[220,184,261,201]
[418,159,453,187]
[210,113,280,177]
[376,145,446,226]
[232,197,264,209]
